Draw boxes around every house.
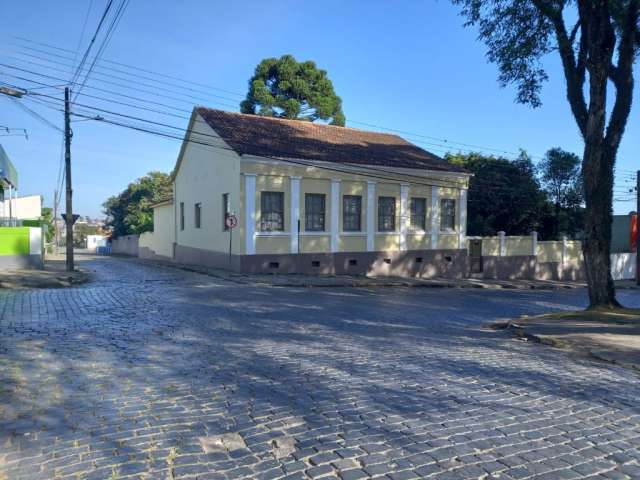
[140,108,471,277]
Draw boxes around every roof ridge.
[194,106,406,140]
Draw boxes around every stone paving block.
[1,258,639,480]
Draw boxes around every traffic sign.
[225,214,238,229]
[61,213,81,225]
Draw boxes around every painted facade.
[143,109,471,277]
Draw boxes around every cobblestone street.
[1,256,640,480]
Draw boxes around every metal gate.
[469,239,483,274]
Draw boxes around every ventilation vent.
[444,256,452,262]
[348,259,358,266]
[383,258,391,264]
[311,261,320,267]
[416,257,423,263]
[268,262,279,269]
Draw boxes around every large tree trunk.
[577,0,621,309]
[581,146,619,308]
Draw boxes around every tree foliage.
[240,54,345,126]
[447,152,548,236]
[452,0,639,308]
[103,171,172,237]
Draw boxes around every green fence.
[0,227,30,256]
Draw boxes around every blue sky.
[0,0,637,218]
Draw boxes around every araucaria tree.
[453,0,639,309]
[240,54,346,126]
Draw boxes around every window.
[260,191,284,231]
[378,196,396,232]
[305,193,325,231]
[194,203,202,228]
[343,195,362,232]
[222,193,230,231]
[410,197,427,231]
[180,202,184,231]
[440,198,456,232]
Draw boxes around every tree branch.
[533,0,589,135]
[605,0,639,158]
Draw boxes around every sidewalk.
[492,308,640,371]
[131,256,586,290]
[0,254,90,289]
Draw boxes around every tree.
[103,171,172,237]
[73,223,101,248]
[452,0,639,309]
[447,151,548,235]
[41,207,54,243]
[539,148,584,238]
[240,55,346,126]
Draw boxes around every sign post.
[225,214,238,267]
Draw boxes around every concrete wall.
[111,234,139,256]
[611,252,636,280]
[0,227,43,269]
[2,195,43,220]
[139,203,174,259]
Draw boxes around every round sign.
[225,214,238,229]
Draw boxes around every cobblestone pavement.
[1,257,640,480]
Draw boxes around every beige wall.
[241,159,469,254]
[174,114,242,255]
[2,195,43,220]
[140,203,175,258]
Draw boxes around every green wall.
[0,227,30,256]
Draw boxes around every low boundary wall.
[111,235,139,256]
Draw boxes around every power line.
[12,36,246,97]
[7,37,557,161]
[73,0,129,100]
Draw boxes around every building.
[0,145,43,269]
[140,108,471,276]
[0,144,19,225]
[611,212,638,253]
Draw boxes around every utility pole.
[636,169,639,286]
[64,88,74,271]
[53,189,58,255]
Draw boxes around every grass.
[527,307,640,325]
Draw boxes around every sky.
[0,0,637,218]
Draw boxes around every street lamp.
[0,86,25,98]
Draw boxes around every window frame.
[260,191,285,232]
[440,198,457,233]
[377,196,396,232]
[179,202,185,231]
[194,202,202,229]
[342,195,362,232]
[410,197,427,232]
[304,193,326,232]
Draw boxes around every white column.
[244,174,256,255]
[399,183,409,251]
[330,179,340,252]
[290,176,301,254]
[430,186,439,249]
[8,184,13,225]
[458,189,467,249]
[531,231,538,256]
[366,181,376,251]
[498,231,506,257]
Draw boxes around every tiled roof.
[195,108,465,173]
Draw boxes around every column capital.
[366,180,377,186]
[243,173,257,178]
[289,175,302,180]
